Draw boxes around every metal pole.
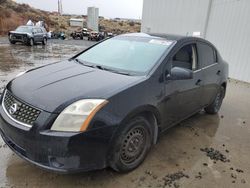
[203,0,213,39]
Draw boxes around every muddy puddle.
[0,42,86,92]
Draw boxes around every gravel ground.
[0,37,250,188]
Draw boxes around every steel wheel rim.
[120,126,147,165]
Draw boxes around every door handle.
[217,70,221,75]
[196,79,202,86]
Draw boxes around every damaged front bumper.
[9,34,30,44]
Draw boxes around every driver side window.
[172,44,198,71]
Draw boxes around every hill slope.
[0,0,141,36]
[0,0,58,35]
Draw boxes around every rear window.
[197,43,216,68]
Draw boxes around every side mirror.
[169,67,193,80]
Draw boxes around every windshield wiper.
[75,58,96,68]
[95,65,132,76]
[75,59,132,76]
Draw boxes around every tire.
[42,38,47,45]
[110,116,152,172]
[29,38,34,46]
[9,40,16,44]
[205,86,225,114]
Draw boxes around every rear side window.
[197,43,216,68]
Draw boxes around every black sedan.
[0,33,228,173]
[8,26,47,46]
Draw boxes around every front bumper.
[0,106,117,173]
[9,34,30,44]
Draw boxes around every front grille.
[2,90,41,127]
[15,35,23,40]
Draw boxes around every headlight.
[51,99,108,132]
[15,71,26,78]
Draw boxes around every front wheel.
[205,86,225,114]
[42,38,47,45]
[29,38,34,46]
[110,116,152,172]
[9,40,16,44]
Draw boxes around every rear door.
[32,28,40,42]
[37,28,44,42]
[196,42,220,107]
[161,43,204,129]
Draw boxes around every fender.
[120,104,161,126]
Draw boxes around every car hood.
[7,60,144,113]
[9,31,31,35]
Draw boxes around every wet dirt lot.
[0,38,250,188]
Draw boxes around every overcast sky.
[15,0,143,19]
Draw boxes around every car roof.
[19,25,43,29]
[119,32,214,47]
[121,32,199,40]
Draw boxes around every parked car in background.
[71,31,84,40]
[58,32,66,40]
[51,32,66,40]
[88,31,104,41]
[8,26,47,46]
[107,32,114,38]
[0,33,228,173]
[47,31,52,39]
[71,28,90,40]
[82,28,90,37]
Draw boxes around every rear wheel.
[110,116,152,172]
[205,86,225,114]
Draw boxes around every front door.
[161,43,203,129]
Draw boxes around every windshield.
[76,37,174,75]
[15,26,32,33]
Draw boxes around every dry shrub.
[0,0,7,4]
[12,4,27,13]
[60,24,67,30]
[128,21,135,27]
[0,6,11,18]
[0,17,21,35]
